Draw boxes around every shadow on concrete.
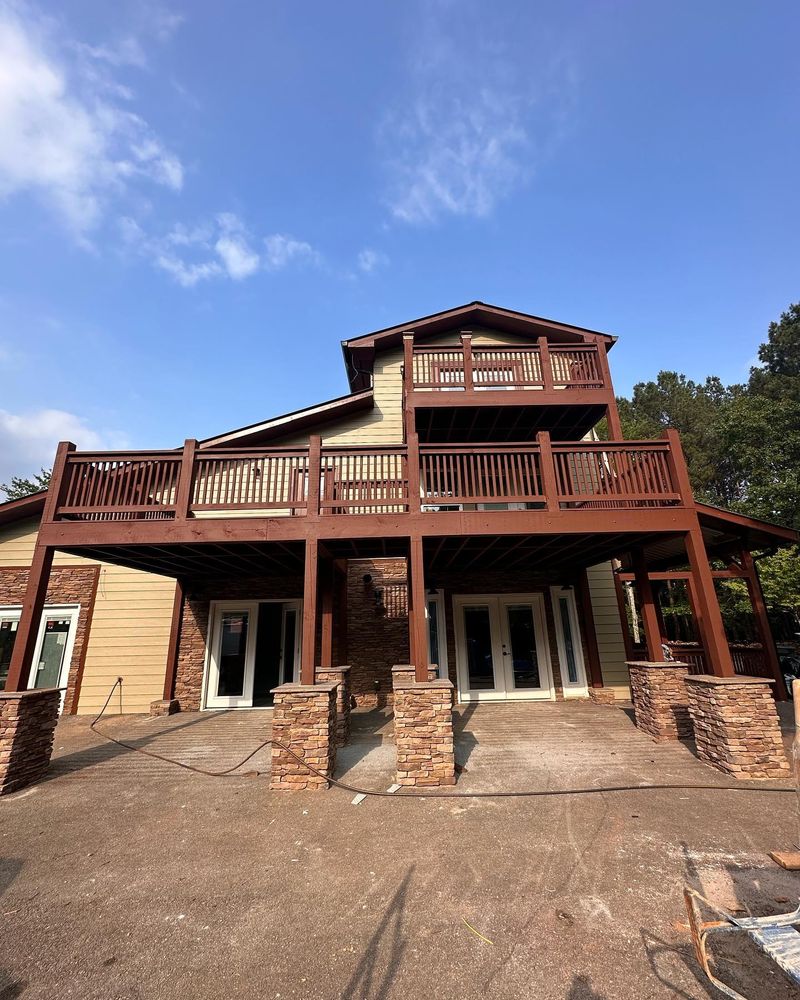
[43,710,241,782]
[566,973,609,999]
[341,867,412,1000]
[453,702,480,770]
[0,859,26,999]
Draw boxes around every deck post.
[596,344,623,438]
[174,439,198,520]
[536,431,559,513]
[538,336,554,391]
[631,550,665,661]
[407,431,422,514]
[162,580,184,701]
[5,440,75,692]
[300,537,319,685]
[408,536,429,681]
[460,332,474,392]
[740,549,787,698]
[684,527,735,677]
[575,570,604,688]
[320,560,334,670]
[307,435,322,518]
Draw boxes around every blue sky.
[0,0,798,483]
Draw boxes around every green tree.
[0,468,51,501]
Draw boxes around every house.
[1,302,796,789]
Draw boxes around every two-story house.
[0,303,795,788]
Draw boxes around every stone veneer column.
[269,683,337,790]
[393,678,456,787]
[314,666,352,747]
[391,664,438,689]
[149,699,180,717]
[588,687,616,706]
[686,675,790,779]
[0,689,61,795]
[627,661,692,742]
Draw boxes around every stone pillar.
[393,679,456,787]
[686,675,790,779]
[391,664,438,688]
[149,699,180,717]
[627,661,692,742]
[0,689,61,795]
[314,666,352,747]
[588,687,616,706]
[269,683,337,790]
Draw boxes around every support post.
[632,550,665,661]
[536,430,559,513]
[320,561,334,670]
[663,428,695,506]
[538,336,554,391]
[174,439,198,520]
[301,537,319,685]
[307,435,321,518]
[684,527,735,677]
[741,549,788,698]
[461,332,474,392]
[575,570,604,688]
[597,345,623,438]
[407,430,422,514]
[612,564,636,661]
[408,536,429,681]
[162,580,184,701]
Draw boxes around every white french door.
[205,602,259,708]
[454,594,554,702]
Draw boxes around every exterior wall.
[0,518,176,715]
[586,562,629,698]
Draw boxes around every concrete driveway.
[0,702,797,999]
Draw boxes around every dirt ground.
[0,702,798,1000]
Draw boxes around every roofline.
[342,300,618,348]
[0,490,47,527]
[199,388,374,448]
[696,502,799,545]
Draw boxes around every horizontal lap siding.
[586,562,630,697]
[0,518,175,715]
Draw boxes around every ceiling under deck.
[415,403,606,443]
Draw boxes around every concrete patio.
[0,701,797,999]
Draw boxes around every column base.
[0,689,61,796]
[627,661,692,742]
[149,699,180,717]
[314,666,352,746]
[686,675,790,779]
[393,679,456,787]
[588,686,616,706]
[269,683,337,790]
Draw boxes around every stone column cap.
[626,661,690,669]
[391,664,414,672]
[0,688,62,701]
[316,665,351,673]
[394,679,454,691]
[270,682,339,695]
[685,674,775,686]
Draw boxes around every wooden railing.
[664,643,772,680]
[53,435,685,521]
[419,444,543,506]
[553,442,680,508]
[409,340,607,392]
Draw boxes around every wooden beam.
[408,536,429,681]
[320,560,334,669]
[300,537,319,684]
[632,549,665,661]
[741,549,787,698]
[162,580,184,700]
[684,526,735,677]
[575,569,604,687]
[4,543,54,691]
[174,439,198,520]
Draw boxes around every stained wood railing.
[53,435,685,521]
[663,643,772,680]
[409,342,606,391]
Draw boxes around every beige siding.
[0,518,175,715]
[587,561,629,698]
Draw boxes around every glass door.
[280,603,301,684]
[206,603,258,708]
[0,613,19,690]
[455,594,554,702]
[550,587,588,696]
[29,611,79,698]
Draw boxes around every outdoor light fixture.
[362,573,373,584]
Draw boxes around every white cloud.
[263,233,320,271]
[382,3,576,224]
[0,3,183,239]
[0,408,128,486]
[357,248,388,274]
[122,214,319,286]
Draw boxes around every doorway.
[453,594,554,702]
[204,600,301,709]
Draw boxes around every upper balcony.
[403,335,618,442]
[45,433,688,530]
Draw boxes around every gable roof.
[341,301,617,391]
[0,490,47,528]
